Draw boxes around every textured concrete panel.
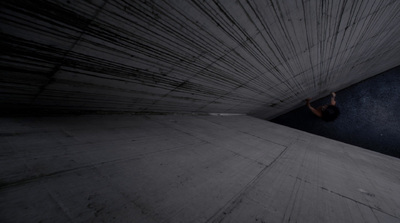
[1,0,400,118]
[1,115,399,222]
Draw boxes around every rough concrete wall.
[1,0,400,118]
[1,114,400,222]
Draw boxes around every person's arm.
[330,92,336,106]
[306,98,322,117]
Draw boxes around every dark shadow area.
[271,66,400,159]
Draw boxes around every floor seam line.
[206,142,292,223]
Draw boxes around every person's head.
[321,105,340,122]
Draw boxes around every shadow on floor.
[271,66,400,159]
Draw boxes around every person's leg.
[330,92,336,106]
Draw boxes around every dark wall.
[2,0,400,118]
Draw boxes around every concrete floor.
[1,114,400,222]
[272,66,400,159]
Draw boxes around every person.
[306,92,340,122]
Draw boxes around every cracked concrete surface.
[2,0,400,119]
[1,114,400,222]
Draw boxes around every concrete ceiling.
[1,0,400,118]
